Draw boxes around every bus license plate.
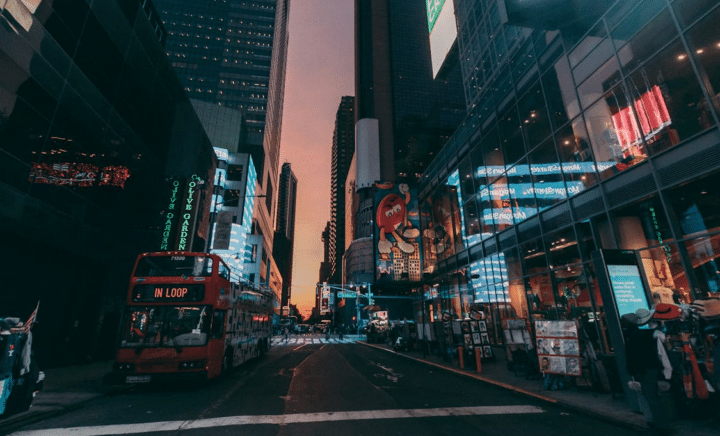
[126,375,151,383]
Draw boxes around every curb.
[359,341,649,433]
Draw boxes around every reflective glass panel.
[555,118,599,194]
[528,139,566,211]
[584,84,646,180]
[625,41,710,155]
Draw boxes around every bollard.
[475,347,482,373]
[458,346,464,369]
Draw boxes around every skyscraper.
[355,0,465,181]
[154,0,290,290]
[274,162,298,310]
[349,0,465,293]
[329,97,356,283]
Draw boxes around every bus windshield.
[121,306,211,348]
[134,255,213,278]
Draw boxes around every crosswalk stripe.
[10,405,545,436]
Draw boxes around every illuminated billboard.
[374,182,422,282]
[426,0,457,78]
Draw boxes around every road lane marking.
[10,405,545,436]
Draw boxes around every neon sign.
[177,175,201,251]
[160,178,181,251]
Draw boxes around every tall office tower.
[274,163,298,311]
[354,0,465,182]
[349,0,465,298]
[329,97,356,283]
[154,0,290,287]
[319,221,333,284]
[0,0,216,364]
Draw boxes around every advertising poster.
[374,182,422,282]
[534,320,581,376]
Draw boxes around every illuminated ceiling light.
[564,140,570,145]
[677,54,687,60]
[696,49,704,54]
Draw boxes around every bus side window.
[219,263,230,281]
[212,310,226,339]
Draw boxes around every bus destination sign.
[132,284,205,302]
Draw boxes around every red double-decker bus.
[111,252,275,383]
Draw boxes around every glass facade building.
[417,0,720,353]
[0,0,216,365]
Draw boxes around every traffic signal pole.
[320,283,372,329]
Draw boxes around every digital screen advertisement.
[607,264,649,317]
[426,0,457,77]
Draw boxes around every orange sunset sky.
[278,2,354,319]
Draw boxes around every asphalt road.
[7,336,645,436]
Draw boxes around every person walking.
[622,308,673,434]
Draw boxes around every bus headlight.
[114,362,135,372]
[178,360,205,370]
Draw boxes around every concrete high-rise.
[274,162,298,312]
[329,97,356,284]
[154,0,290,292]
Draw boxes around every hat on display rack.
[653,303,681,320]
[634,307,655,325]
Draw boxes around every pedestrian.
[622,308,673,434]
[284,327,289,342]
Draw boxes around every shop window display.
[583,84,647,180]
[521,237,548,276]
[611,197,693,305]
[526,273,556,313]
[545,227,582,271]
[667,173,720,297]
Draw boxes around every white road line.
[10,405,544,436]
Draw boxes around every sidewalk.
[0,361,128,433]
[361,341,720,435]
